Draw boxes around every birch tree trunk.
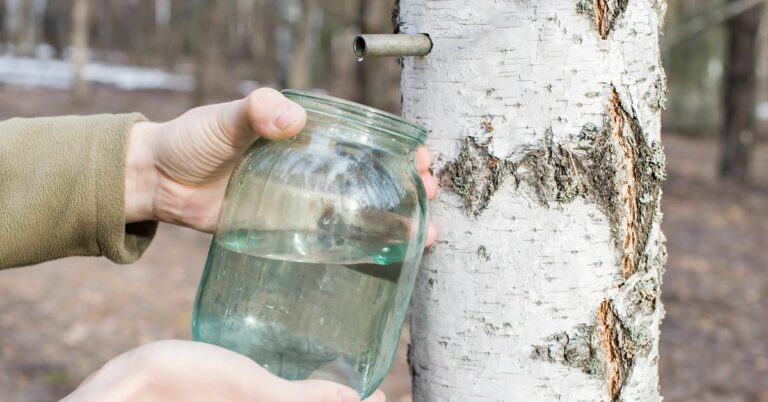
[398,1,668,401]
[71,0,89,105]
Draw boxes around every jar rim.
[282,89,427,146]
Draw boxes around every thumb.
[243,87,307,141]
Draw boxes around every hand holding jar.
[123,88,437,241]
[66,88,438,401]
[192,90,435,397]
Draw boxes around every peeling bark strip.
[595,0,610,39]
[596,300,624,401]
[609,90,639,278]
[594,90,666,278]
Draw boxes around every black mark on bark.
[439,136,512,216]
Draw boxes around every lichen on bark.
[531,324,601,375]
[517,90,665,280]
[646,72,669,113]
[532,300,653,402]
[580,91,664,279]
[528,90,665,399]
[391,0,401,33]
[532,230,667,400]
[649,0,668,28]
[441,91,666,278]
[437,88,666,400]
[514,130,585,206]
[438,136,511,216]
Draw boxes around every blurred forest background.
[0,1,766,402]
[0,0,401,110]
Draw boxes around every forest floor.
[0,86,766,402]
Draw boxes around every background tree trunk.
[719,3,764,183]
[287,0,318,89]
[154,0,172,67]
[399,1,668,401]
[191,0,225,106]
[42,0,62,58]
[255,0,280,85]
[71,0,89,105]
[15,0,34,56]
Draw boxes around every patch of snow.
[756,102,768,121]
[707,57,723,80]
[238,80,262,96]
[0,55,195,91]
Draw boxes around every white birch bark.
[398,1,668,401]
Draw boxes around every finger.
[420,171,438,200]
[363,390,386,402]
[245,88,307,140]
[426,222,437,247]
[415,146,432,173]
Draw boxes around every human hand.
[61,340,386,402]
[124,88,437,245]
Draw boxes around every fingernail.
[336,388,359,402]
[274,101,304,129]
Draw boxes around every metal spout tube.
[353,34,433,58]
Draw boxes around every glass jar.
[191,90,428,397]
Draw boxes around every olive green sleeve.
[0,114,158,269]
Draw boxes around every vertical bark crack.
[596,300,624,401]
[608,90,640,278]
[606,89,666,278]
[391,0,402,33]
[580,0,629,39]
[595,0,610,39]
